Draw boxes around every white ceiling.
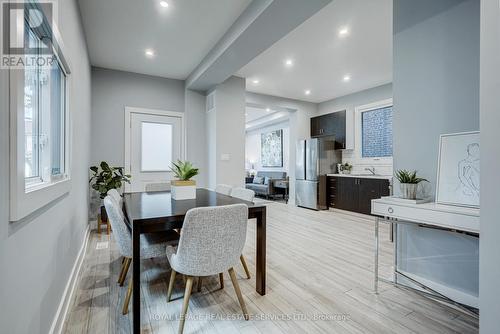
[245,106,276,123]
[237,0,393,103]
[78,0,252,79]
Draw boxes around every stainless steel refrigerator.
[295,137,341,210]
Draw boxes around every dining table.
[123,188,267,334]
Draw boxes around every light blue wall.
[393,0,479,305]
[318,83,392,116]
[0,0,92,332]
[90,67,185,166]
[479,0,500,331]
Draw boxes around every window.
[141,122,173,171]
[361,105,393,158]
[9,6,71,221]
[24,30,67,187]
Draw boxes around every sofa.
[245,171,287,198]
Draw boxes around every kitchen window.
[360,104,393,158]
[9,6,71,221]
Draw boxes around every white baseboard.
[49,225,91,334]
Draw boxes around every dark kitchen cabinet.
[336,177,359,212]
[327,176,390,215]
[310,111,346,149]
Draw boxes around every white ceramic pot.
[400,183,418,199]
[171,180,196,200]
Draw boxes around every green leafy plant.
[89,161,131,199]
[395,169,428,184]
[170,160,199,181]
[343,162,353,171]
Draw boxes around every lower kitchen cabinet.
[327,176,390,215]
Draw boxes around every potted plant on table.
[89,161,131,221]
[395,169,428,200]
[170,160,199,200]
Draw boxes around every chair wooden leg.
[219,273,224,289]
[167,269,176,302]
[117,259,126,284]
[119,258,131,286]
[228,268,249,320]
[178,276,194,334]
[197,277,203,292]
[240,255,251,279]
[107,221,111,235]
[122,278,133,315]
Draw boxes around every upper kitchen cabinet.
[310,110,348,150]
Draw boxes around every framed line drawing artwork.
[436,131,480,208]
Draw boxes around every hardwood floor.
[63,202,478,334]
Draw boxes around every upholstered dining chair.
[230,187,255,280]
[166,204,250,334]
[107,189,122,212]
[104,196,179,315]
[230,187,255,202]
[215,183,232,196]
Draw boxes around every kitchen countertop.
[327,173,393,180]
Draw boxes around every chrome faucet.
[365,166,376,175]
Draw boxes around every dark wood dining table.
[123,188,267,334]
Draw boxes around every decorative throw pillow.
[253,176,264,184]
[264,177,271,185]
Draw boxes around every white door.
[125,108,183,192]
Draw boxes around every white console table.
[371,197,479,315]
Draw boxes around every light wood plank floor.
[63,202,478,334]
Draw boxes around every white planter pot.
[171,180,196,200]
[400,183,418,200]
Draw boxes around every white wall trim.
[124,106,186,192]
[48,225,91,334]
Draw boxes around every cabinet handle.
[388,207,394,214]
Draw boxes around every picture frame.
[261,129,283,167]
[436,131,480,208]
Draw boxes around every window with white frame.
[9,4,71,221]
[24,28,67,187]
[361,105,393,158]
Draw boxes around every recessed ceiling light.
[245,112,248,116]
[338,27,349,37]
[159,1,169,8]
[284,59,293,67]
[252,79,260,84]
[266,108,271,112]
[305,90,311,95]
[343,75,351,82]
[145,49,155,57]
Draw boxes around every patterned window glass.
[361,106,393,158]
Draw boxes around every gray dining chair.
[230,187,255,203]
[215,184,232,196]
[104,196,179,315]
[107,188,122,206]
[166,204,250,334]
[230,187,255,279]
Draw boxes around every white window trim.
[354,98,393,165]
[9,21,72,222]
[124,106,186,193]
